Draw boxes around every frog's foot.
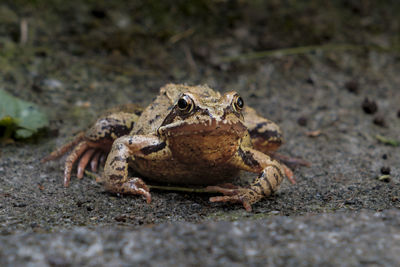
[43,111,137,187]
[63,141,108,187]
[106,178,152,204]
[76,148,108,178]
[42,133,109,187]
[282,164,296,185]
[206,185,256,212]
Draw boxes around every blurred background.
[1,0,400,129]
[1,1,399,99]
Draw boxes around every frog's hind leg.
[243,106,310,177]
[208,147,287,211]
[243,106,283,153]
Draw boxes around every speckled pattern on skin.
[42,84,301,211]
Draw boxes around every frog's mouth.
[158,118,247,138]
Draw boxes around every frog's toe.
[90,151,102,172]
[63,141,89,186]
[77,149,96,179]
[126,178,152,204]
[140,189,152,204]
[208,186,256,211]
[107,178,152,204]
[99,154,106,166]
[282,164,296,184]
[63,165,72,187]
[210,194,252,212]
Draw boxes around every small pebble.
[13,202,27,207]
[91,8,107,19]
[373,115,387,127]
[297,116,308,127]
[345,80,359,94]
[380,166,391,175]
[86,205,94,211]
[382,154,387,160]
[378,175,391,183]
[114,216,127,222]
[362,97,378,114]
[43,78,63,89]
[34,50,47,57]
[31,83,42,93]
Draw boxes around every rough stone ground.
[1,1,399,266]
[2,210,400,266]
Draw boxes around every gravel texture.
[1,210,399,266]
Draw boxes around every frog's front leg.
[103,135,171,203]
[207,147,288,211]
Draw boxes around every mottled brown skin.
[43,84,299,211]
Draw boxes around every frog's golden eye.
[177,95,194,113]
[233,95,244,111]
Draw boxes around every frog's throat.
[158,118,247,138]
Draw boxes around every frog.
[42,84,303,211]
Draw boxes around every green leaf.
[375,134,400,147]
[0,89,49,139]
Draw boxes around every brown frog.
[42,84,304,211]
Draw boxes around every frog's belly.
[129,158,240,185]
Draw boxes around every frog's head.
[157,88,247,163]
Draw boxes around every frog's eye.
[177,95,194,112]
[233,94,244,111]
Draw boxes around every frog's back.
[132,84,219,135]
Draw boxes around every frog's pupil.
[237,97,244,109]
[178,98,188,109]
